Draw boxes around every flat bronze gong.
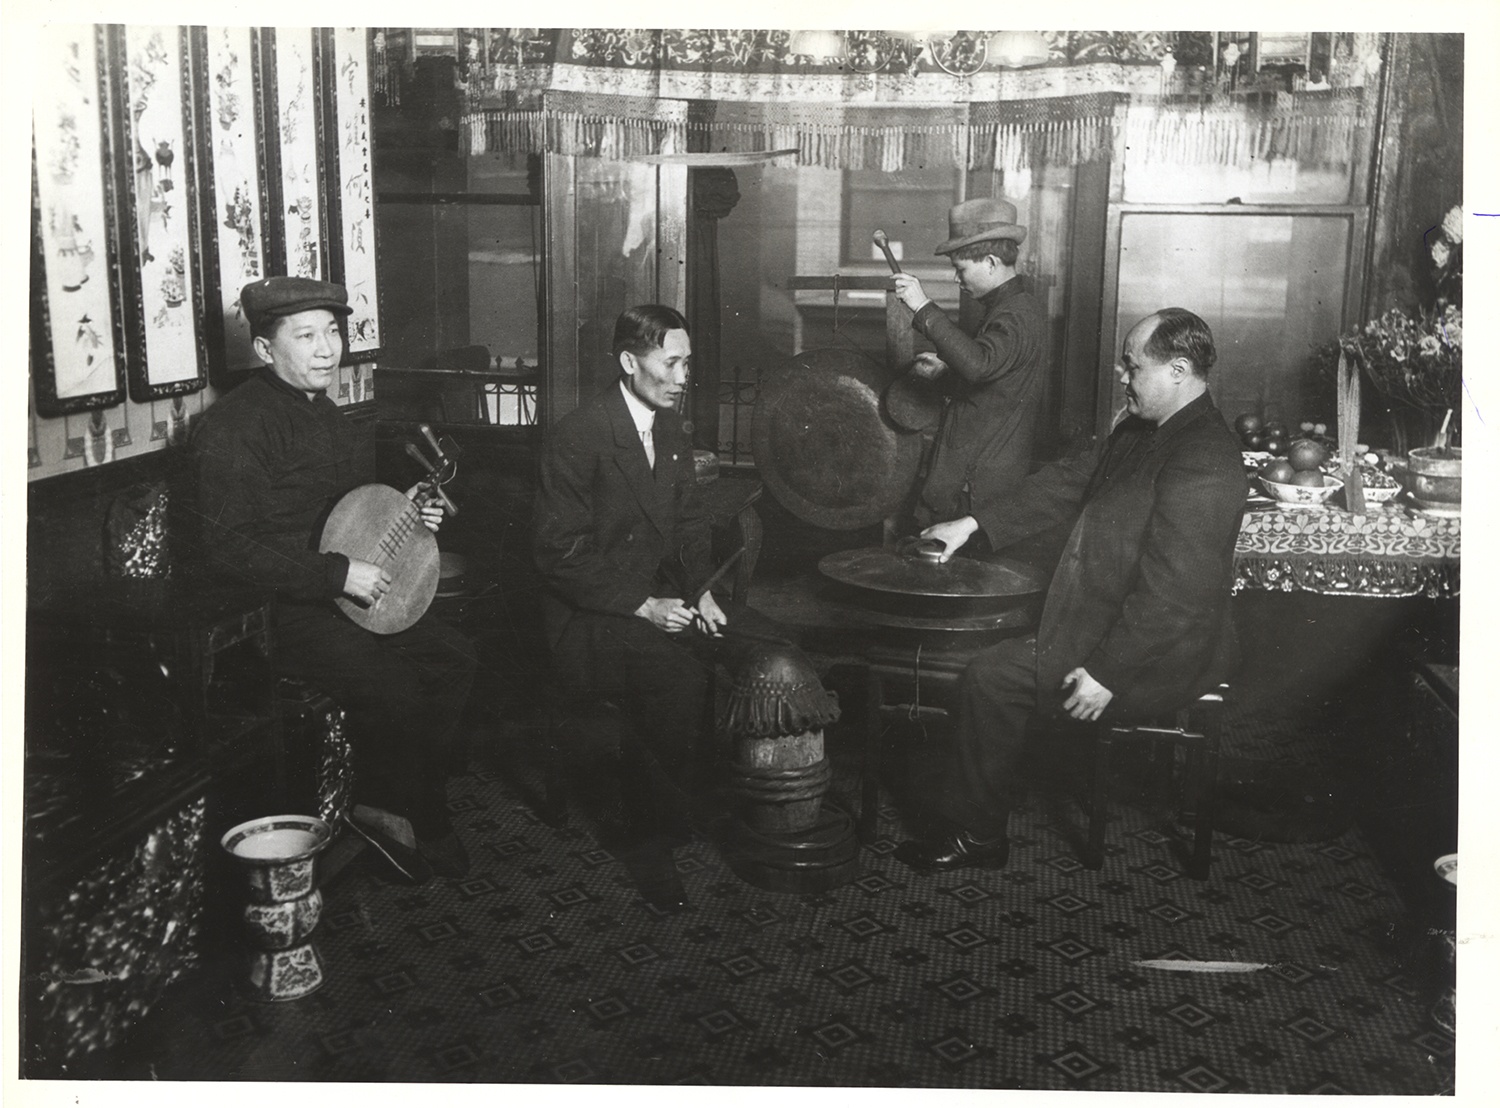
[819,546,1046,633]
[753,348,920,531]
[883,372,944,434]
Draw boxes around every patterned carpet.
[120,699,1457,1093]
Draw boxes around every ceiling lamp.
[789,30,847,59]
[989,30,1050,68]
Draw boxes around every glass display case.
[543,154,687,426]
[1105,207,1363,427]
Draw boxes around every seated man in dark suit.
[897,307,1248,871]
[190,276,478,885]
[533,305,742,906]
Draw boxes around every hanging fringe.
[1125,89,1367,169]
[722,643,841,738]
[723,675,841,738]
[464,95,970,170]
[968,92,1124,173]
[461,86,1368,175]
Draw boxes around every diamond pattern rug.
[125,705,1456,1093]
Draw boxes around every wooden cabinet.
[23,581,281,1075]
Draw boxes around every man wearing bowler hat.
[892,197,1046,534]
[188,276,478,886]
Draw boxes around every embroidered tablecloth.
[1234,500,1459,597]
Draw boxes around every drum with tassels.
[720,642,857,892]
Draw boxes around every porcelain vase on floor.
[220,814,333,1001]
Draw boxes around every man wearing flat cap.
[892,197,1046,533]
[188,276,477,885]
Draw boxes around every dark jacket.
[912,274,1045,524]
[188,368,367,603]
[533,383,713,648]
[974,392,1247,717]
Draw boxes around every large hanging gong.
[752,348,921,530]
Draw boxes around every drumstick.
[873,229,903,275]
[686,547,746,604]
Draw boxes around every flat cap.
[241,276,352,330]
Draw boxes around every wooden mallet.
[872,229,903,275]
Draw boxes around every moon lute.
[318,484,440,634]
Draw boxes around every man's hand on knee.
[1060,667,1114,721]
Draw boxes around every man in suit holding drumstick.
[890,197,1047,536]
[534,304,784,909]
[188,276,477,885]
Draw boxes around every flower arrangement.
[1317,205,1462,414]
[1341,302,1462,411]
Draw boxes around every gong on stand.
[817,545,1048,840]
[818,544,1046,650]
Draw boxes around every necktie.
[640,426,656,471]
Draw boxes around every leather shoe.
[638,864,689,912]
[348,805,433,885]
[613,836,689,910]
[419,831,471,879]
[894,828,1010,872]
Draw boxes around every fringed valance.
[431,29,1376,173]
[465,87,1369,174]
[461,60,1169,171]
[1125,89,1367,170]
[968,93,1124,175]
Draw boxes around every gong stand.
[817,547,1046,842]
[785,274,913,376]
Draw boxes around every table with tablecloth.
[1233,499,1459,598]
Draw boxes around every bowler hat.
[241,276,352,330]
[934,198,1027,255]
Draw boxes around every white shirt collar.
[619,378,656,433]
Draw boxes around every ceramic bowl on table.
[1357,478,1402,504]
[1260,474,1343,506]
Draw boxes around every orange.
[1261,459,1296,484]
[1287,439,1327,472]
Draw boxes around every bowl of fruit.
[1356,464,1402,503]
[1258,439,1343,505]
[1260,471,1344,505]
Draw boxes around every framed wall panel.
[1097,204,1366,435]
[266,27,329,281]
[325,27,382,360]
[30,24,128,416]
[195,25,272,373]
[113,24,211,402]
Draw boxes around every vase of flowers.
[1319,204,1462,457]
